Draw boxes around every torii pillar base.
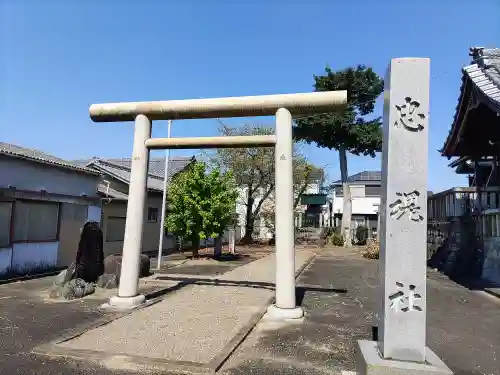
[103,295,146,311]
[265,304,304,321]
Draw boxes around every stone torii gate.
[89,91,347,320]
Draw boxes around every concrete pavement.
[220,247,500,375]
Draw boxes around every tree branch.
[252,185,275,217]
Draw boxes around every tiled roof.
[441,47,500,156]
[73,156,195,193]
[94,157,193,179]
[97,182,129,200]
[0,142,99,175]
[332,170,381,185]
[466,48,500,109]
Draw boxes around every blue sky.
[1,0,499,192]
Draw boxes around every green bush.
[329,233,344,246]
[355,225,369,245]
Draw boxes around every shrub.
[329,233,344,246]
[320,227,335,239]
[355,225,369,245]
[362,240,380,259]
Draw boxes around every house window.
[148,207,159,222]
[61,203,88,222]
[74,204,88,222]
[0,202,13,247]
[365,185,382,197]
[106,216,126,242]
[350,186,366,198]
[13,200,60,242]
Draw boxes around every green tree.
[294,65,383,246]
[210,123,323,244]
[165,161,238,258]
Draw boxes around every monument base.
[356,340,453,375]
[265,304,304,321]
[102,294,146,310]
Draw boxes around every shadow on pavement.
[155,275,347,296]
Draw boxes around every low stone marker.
[356,58,453,375]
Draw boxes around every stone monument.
[356,58,453,375]
[74,221,104,283]
[51,221,103,299]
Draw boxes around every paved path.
[57,249,316,368]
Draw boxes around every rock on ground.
[54,270,67,287]
[62,279,95,300]
[97,273,118,289]
[103,254,150,280]
[103,255,122,278]
[54,263,76,286]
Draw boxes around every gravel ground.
[56,250,316,366]
[60,283,271,363]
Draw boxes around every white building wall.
[235,182,326,240]
[332,196,380,215]
[235,185,275,240]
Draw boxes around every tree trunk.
[214,236,222,258]
[339,145,352,247]
[242,195,255,244]
[242,217,254,244]
[191,236,200,258]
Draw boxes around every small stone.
[49,286,62,299]
[64,263,76,283]
[54,263,77,286]
[104,254,150,280]
[54,270,67,286]
[62,278,95,300]
[97,273,118,289]
[104,255,122,279]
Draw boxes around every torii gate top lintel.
[89,91,347,122]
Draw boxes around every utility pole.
[156,120,172,270]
